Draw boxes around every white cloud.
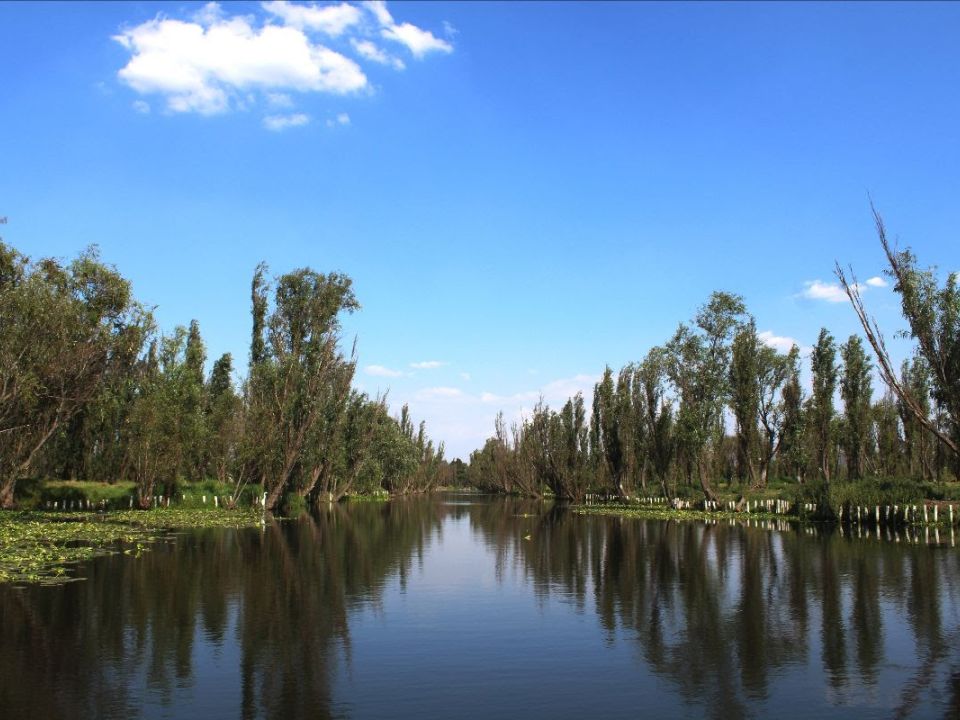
[350,38,405,69]
[800,280,850,303]
[410,360,445,369]
[261,1,362,36]
[460,372,471,381]
[263,112,309,130]
[381,22,453,58]
[758,330,800,353]
[266,91,293,108]
[114,2,452,121]
[114,10,367,115]
[865,276,888,288]
[363,1,452,58]
[193,2,225,25]
[132,99,151,114]
[326,112,350,127]
[365,364,404,377]
[364,0,394,27]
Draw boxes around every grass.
[0,507,262,586]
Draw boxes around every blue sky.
[2,1,959,459]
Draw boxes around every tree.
[839,335,873,480]
[837,207,959,458]
[592,367,628,497]
[634,349,675,498]
[810,328,838,483]
[245,266,360,513]
[778,349,806,482]
[0,244,149,507]
[665,291,747,501]
[729,321,762,485]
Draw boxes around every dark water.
[3,495,960,719]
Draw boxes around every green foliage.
[0,239,447,511]
[810,328,838,482]
[840,335,873,480]
[0,243,150,507]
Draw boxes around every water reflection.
[2,496,960,719]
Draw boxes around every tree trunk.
[0,479,16,509]
[697,456,718,502]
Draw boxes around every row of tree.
[469,228,959,502]
[0,241,449,511]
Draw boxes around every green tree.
[0,244,148,507]
[840,335,873,480]
[810,328,838,483]
[665,291,747,501]
[837,209,960,458]
[244,266,360,512]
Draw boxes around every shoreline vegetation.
[0,241,463,516]
[468,214,960,519]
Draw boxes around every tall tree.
[810,328,838,483]
[634,349,675,498]
[245,266,360,512]
[778,348,806,482]
[665,291,747,501]
[729,320,762,485]
[840,335,873,480]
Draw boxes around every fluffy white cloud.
[263,112,309,130]
[114,2,453,120]
[350,38,405,69]
[114,9,366,115]
[758,330,800,353]
[411,360,445,369]
[800,280,849,303]
[365,364,404,377]
[261,1,362,35]
[865,276,888,288]
[132,99,151,114]
[381,22,452,58]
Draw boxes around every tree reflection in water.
[1,496,959,719]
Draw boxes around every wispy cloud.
[326,112,350,126]
[411,360,446,369]
[261,1,362,36]
[263,112,309,130]
[132,99,150,114]
[351,38,405,69]
[365,364,404,377]
[865,276,888,288]
[364,0,452,58]
[381,22,453,58]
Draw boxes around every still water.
[2,494,960,719]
